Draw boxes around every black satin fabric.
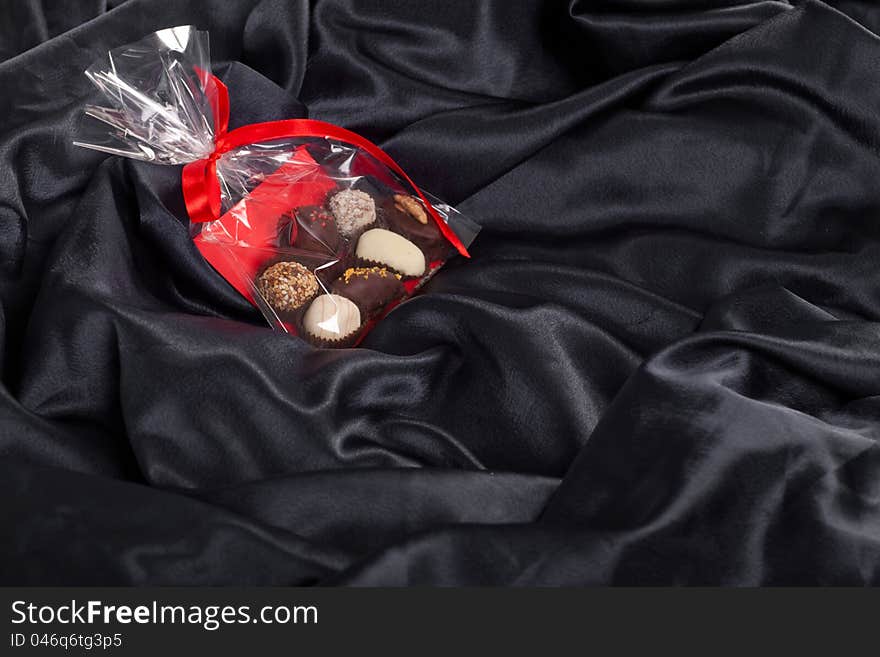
[2,0,880,585]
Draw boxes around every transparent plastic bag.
[75,26,479,347]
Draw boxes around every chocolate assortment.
[254,178,459,346]
[75,27,478,348]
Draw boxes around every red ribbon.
[182,74,469,257]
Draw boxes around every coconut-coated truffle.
[328,189,376,238]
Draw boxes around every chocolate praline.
[328,189,377,239]
[380,195,450,263]
[256,261,319,316]
[331,266,405,317]
[301,294,362,345]
[356,228,426,277]
[293,205,340,253]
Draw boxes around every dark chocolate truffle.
[380,195,449,263]
[294,206,340,253]
[328,189,376,238]
[331,266,404,316]
[256,261,319,313]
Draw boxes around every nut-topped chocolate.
[393,194,427,224]
[256,261,319,313]
[328,189,376,238]
[331,266,404,316]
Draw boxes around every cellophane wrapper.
[75,26,479,347]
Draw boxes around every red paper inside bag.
[193,146,336,307]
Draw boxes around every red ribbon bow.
[182,73,469,257]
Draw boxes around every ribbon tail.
[182,158,221,223]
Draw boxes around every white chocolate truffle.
[356,228,426,277]
[302,294,361,342]
[328,189,376,238]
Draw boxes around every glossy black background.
[1,0,879,584]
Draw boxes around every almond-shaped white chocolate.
[356,228,426,277]
[302,294,361,341]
